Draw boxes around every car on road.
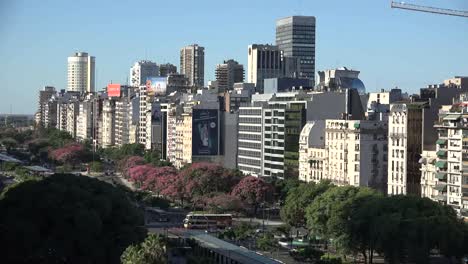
[278,238,292,248]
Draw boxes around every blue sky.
[1,0,467,114]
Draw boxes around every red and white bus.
[183,213,232,229]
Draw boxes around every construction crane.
[391,1,468,18]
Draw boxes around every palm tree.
[121,234,167,264]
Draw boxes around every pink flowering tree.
[49,143,85,166]
[118,156,145,179]
[231,176,273,215]
[141,166,178,194]
[128,164,155,187]
[203,193,246,214]
[159,173,190,206]
[179,162,242,199]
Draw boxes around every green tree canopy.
[281,180,333,227]
[121,234,167,264]
[0,174,146,264]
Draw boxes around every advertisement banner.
[146,77,167,96]
[192,109,219,156]
[107,83,121,97]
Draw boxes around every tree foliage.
[231,176,273,213]
[0,173,146,264]
[281,180,333,227]
[303,185,468,264]
[202,193,245,213]
[118,155,146,178]
[121,234,167,264]
[101,143,145,162]
[49,143,87,165]
[181,162,242,198]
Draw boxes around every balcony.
[434,183,447,192]
[435,172,447,180]
[436,139,447,146]
[434,194,447,202]
[435,161,447,169]
[436,150,447,159]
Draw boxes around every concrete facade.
[68,52,95,93]
[180,44,205,87]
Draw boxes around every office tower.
[180,44,205,87]
[276,16,316,82]
[237,92,310,178]
[215,59,244,93]
[237,106,264,177]
[130,60,159,87]
[247,44,283,93]
[67,52,95,93]
[159,63,177,77]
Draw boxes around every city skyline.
[1,0,468,114]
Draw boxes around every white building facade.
[67,52,95,93]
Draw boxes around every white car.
[277,238,292,248]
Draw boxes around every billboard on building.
[192,109,219,156]
[146,77,167,96]
[107,83,121,97]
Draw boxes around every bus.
[183,213,232,229]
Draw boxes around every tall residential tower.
[215,59,244,93]
[180,44,205,87]
[67,52,95,93]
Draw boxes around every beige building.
[298,121,326,182]
[76,94,94,141]
[299,119,388,192]
[115,98,137,147]
[100,100,115,148]
[420,150,438,199]
[387,102,425,195]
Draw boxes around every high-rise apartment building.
[276,16,316,82]
[432,103,468,218]
[67,52,95,93]
[180,44,205,87]
[100,100,116,148]
[76,94,95,141]
[37,86,56,127]
[159,63,177,77]
[388,77,468,196]
[247,44,283,93]
[215,59,244,93]
[130,60,159,87]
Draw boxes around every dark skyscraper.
[276,16,316,83]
